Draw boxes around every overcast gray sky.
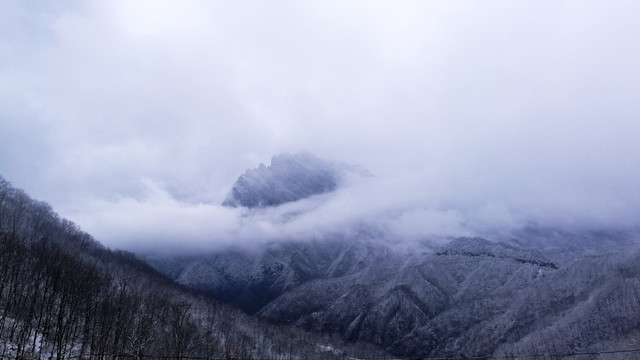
[2,0,640,251]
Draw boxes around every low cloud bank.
[63,169,640,255]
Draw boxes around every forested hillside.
[0,176,385,359]
[150,231,640,359]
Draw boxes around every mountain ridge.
[146,232,640,358]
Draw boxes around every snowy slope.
[147,235,640,358]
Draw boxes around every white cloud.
[2,0,640,251]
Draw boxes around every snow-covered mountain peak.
[222,152,369,208]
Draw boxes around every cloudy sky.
[2,0,640,251]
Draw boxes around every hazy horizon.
[2,1,640,251]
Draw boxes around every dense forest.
[0,175,386,359]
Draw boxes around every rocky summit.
[222,152,368,208]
